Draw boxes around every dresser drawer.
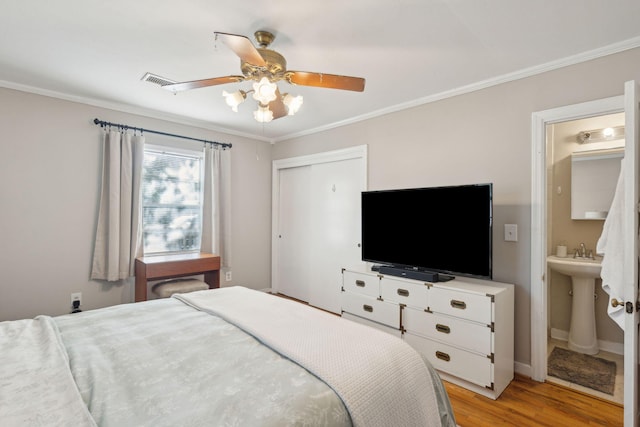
[380,276,428,308]
[404,332,493,389]
[342,312,402,338]
[429,287,493,324]
[343,270,380,298]
[403,307,492,355]
[341,291,400,329]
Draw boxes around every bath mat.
[547,346,616,395]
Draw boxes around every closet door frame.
[271,145,368,295]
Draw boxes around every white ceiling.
[2,1,640,142]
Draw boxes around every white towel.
[596,159,625,330]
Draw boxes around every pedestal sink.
[547,255,603,355]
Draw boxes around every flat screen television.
[361,183,493,280]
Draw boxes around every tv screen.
[361,183,493,280]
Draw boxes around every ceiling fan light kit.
[252,77,278,104]
[222,89,247,112]
[254,103,274,123]
[149,30,365,124]
[282,93,304,116]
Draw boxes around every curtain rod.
[93,118,232,149]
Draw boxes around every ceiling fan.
[156,30,366,122]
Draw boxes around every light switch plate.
[504,224,518,242]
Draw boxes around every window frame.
[141,143,205,256]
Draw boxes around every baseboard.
[599,340,624,355]
[550,328,623,355]
[550,328,569,342]
[514,361,532,379]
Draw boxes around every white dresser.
[341,266,514,399]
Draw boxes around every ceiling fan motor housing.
[241,48,287,81]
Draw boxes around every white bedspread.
[1,287,450,427]
[55,296,351,427]
[176,286,442,427]
[0,316,97,427]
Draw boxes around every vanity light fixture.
[577,125,625,143]
[603,127,615,138]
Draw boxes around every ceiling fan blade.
[215,32,266,66]
[286,71,365,92]
[162,76,245,92]
[269,88,288,120]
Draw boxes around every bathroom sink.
[547,255,602,279]
[547,254,603,355]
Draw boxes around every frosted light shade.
[252,77,277,104]
[283,94,303,115]
[254,104,273,123]
[222,90,246,112]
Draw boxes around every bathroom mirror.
[571,148,624,220]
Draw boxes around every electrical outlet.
[225,271,232,281]
[71,292,82,306]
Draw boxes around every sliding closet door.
[275,166,312,301]
[272,146,367,313]
[308,158,365,313]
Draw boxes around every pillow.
[151,279,209,298]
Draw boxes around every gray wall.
[272,47,640,368]
[2,47,640,372]
[0,88,272,321]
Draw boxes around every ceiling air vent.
[141,72,176,87]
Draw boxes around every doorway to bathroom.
[546,112,625,404]
[531,81,639,425]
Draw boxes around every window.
[141,146,203,254]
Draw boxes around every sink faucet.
[573,242,595,259]
[579,243,587,258]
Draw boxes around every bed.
[0,286,456,427]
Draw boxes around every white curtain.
[91,130,144,281]
[201,144,231,270]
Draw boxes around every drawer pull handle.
[355,280,366,287]
[450,299,467,310]
[397,288,409,297]
[435,324,451,334]
[363,304,373,312]
[435,351,451,362]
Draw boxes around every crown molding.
[272,36,640,143]
[2,36,639,145]
[0,80,273,143]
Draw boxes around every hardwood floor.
[444,374,623,426]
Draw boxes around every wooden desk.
[134,253,221,302]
